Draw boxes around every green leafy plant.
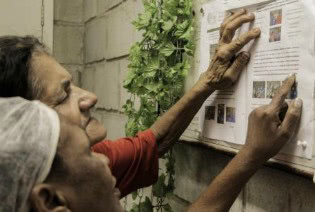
[123,0,194,211]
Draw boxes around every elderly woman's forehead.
[31,53,72,81]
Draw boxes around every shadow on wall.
[173,142,232,202]
[173,142,315,212]
[245,167,315,211]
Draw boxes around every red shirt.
[91,129,159,198]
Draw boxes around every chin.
[98,128,107,140]
[115,203,124,212]
[113,198,124,212]
[93,129,107,142]
[86,118,107,142]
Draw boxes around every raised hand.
[199,9,261,91]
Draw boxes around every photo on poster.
[270,9,282,26]
[253,81,266,98]
[217,104,225,124]
[205,106,216,120]
[226,107,236,123]
[281,80,298,99]
[287,81,298,99]
[266,81,281,98]
[269,27,281,42]
[209,44,218,60]
[199,0,314,159]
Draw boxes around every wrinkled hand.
[243,75,302,163]
[199,9,261,92]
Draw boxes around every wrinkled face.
[35,116,123,212]
[30,53,107,144]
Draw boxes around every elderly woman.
[0,97,123,212]
[0,74,301,212]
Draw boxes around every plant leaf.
[160,42,176,56]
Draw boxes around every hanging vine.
[123,0,195,211]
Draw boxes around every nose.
[77,87,98,112]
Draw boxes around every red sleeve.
[91,129,159,198]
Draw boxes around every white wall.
[53,0,84,86]
[0,0,53,49]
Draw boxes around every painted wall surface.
[0,0,53,49]
[52,0,315,211]
[54,0,84,86]
[82,0,144,140]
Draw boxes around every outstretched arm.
[151,10,261,156]
[188,75,302,212]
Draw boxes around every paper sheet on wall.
[224,0,276,10]
[199,0,315,159]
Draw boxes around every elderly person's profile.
[0,97,123,212]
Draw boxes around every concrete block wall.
[172,143,315,212]
[53,0,84,86]
[53,0,315,211]
[82,0,144,140]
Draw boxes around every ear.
[30,184,70,212]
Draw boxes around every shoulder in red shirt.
[91,129,159,197]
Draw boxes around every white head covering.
[0,97,60,212]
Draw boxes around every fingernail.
[248,13,255,18]
[241,51,250,60]
[226,11,232,17]
[288,73,295,77]
[286,73,295,81]
[253,28,261,34]
[294,98,302,108]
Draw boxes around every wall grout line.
[93,108,125,115]
[54,20,84,27]
[85,58,107,66]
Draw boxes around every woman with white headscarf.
[0,97,123,212]
[0,97,59,212]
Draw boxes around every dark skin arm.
[150,10,261,156]
[188,75,302,212]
